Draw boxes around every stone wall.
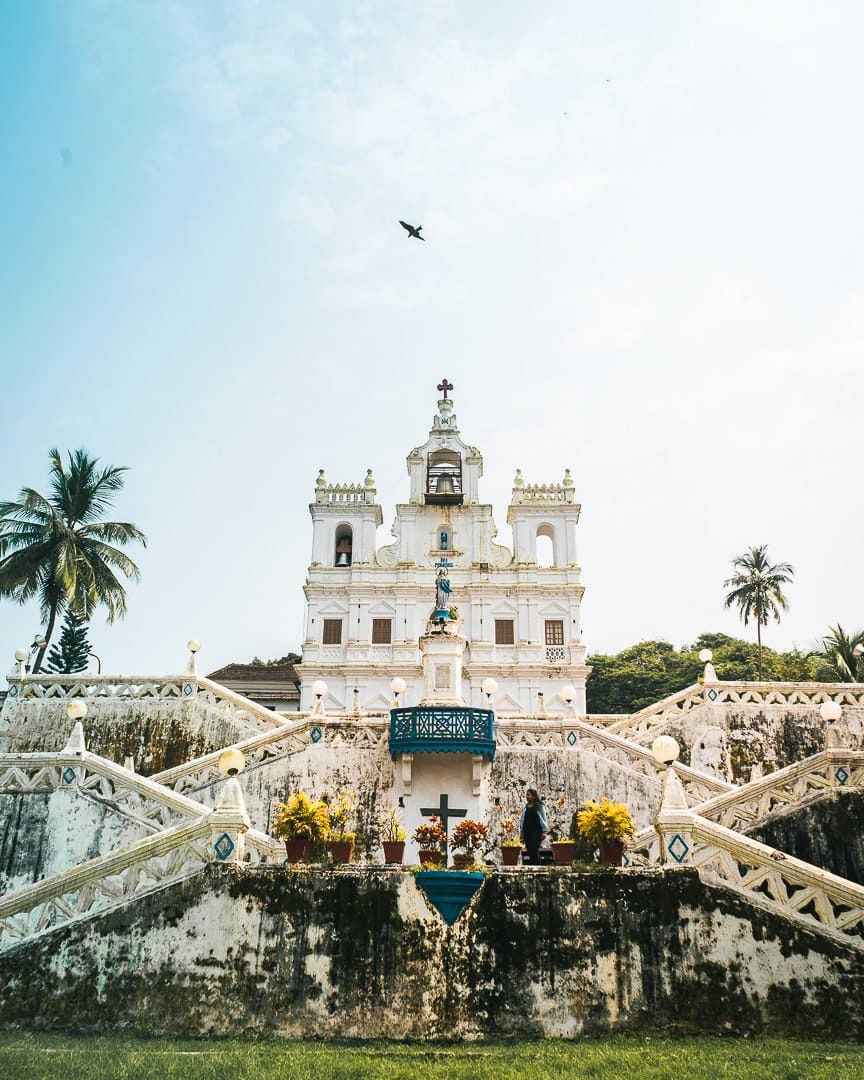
[1,865,862,1039]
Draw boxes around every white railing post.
[655,767,695,865]
[207,777,250,864]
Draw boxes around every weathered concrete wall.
[0,698,259,774]
[0,789,150,893]
[747,791,864,886]
[1,866,862,1040]
[655,704,864,784]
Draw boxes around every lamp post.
[218,748,246,777]
[561,684,577,713]
[390,677,407,707]
[15,636,47,675]
[311,679,327,714]
[64,699,88,755]
[88,651,102,675]
[481,678,498,704]
[185,639,201,676]
[819,699,844,749]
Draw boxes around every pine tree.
[44,608,91,673]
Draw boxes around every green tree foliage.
[723,545,794,679]
[0,448,146,672]
[813,623,864,682]
[587,632,818,714]
[249,653,301,666]
[44,608,91,674]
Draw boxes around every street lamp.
[481,678,498,703]
[185,639,201,675]
[66,700,88,721]
[390,677,407,706]
[819,700,842,724]
[218,748,246,777]
[311,679,327,714]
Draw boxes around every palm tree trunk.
[757,622,763,680]
[31,601,59,675]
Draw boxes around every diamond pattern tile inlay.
[8,685,17,698]
[62,767,76,785]
[310,726,323,743]
[707,688,718,702]
[668,834,690,864]
[214,832,235,861]
[182,682,195,697]
[835,766,850,786]
[567,731,578,747]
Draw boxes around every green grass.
[0,1033,862,1080]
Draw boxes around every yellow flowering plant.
[272,792,331,843]
[324,787,357,843]
[497,815,522,847]
[575,798,635,845]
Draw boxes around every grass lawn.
[0,1033,862,1080]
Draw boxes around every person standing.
[519,788,548,864]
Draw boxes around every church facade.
[299,384,590,716]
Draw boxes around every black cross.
[437,378,453,399]
[420,793,466,842]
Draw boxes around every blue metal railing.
[389,706,496,760]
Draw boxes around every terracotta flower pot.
[382,840,406,864]
[451,852,474,869]
[551,841,577,866]
[329,840,354,864]
[418,849,443,867]
[599,840,624,867]
[501,845,522,866]
[283,840,311,863]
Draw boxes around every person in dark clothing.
[519,788,549,864]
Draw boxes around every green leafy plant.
[379,806,407,842]
[412,815,446,850]
[575,798,635,845]
[272,792,331,842]
[449,819,488,853]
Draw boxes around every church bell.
[435,472,455,495]
[335,551,350,567]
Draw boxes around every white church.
[0,381,863,1038]
[300,382,588,717]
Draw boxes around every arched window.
[535,524,555,567]
[334,524,353,567]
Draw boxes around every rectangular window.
[322,619,342,645]
[545,620,564,646]
[495,619,515,645]
[372,618,392,644]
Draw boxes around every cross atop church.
[437,378,453,399]
[420,793,466,839]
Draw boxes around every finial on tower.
[437,378,453,399]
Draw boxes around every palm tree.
[0,448,146,672]
[814,623,864,683]
[723,545,794,679]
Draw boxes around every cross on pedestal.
[437,378,453,399]
[420,793,466,842]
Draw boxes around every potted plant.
[449,819,488,869]
[547,797,577,865]
[324,787,356,864]
[497,815,523,866]
[412,815,447,867]
[379,806,407,864]
[575,797,635,866]
[272,791,331,862]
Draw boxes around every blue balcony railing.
[389,706,496,760]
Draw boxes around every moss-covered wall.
[747,791,864,886]
[1,866,862,1040]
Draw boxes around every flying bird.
[399,220,425,241]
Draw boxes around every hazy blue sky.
[2,2,863,678]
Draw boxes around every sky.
[2,1,864,678]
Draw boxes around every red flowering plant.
[412,815,447,851]
[449,819,488,854]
